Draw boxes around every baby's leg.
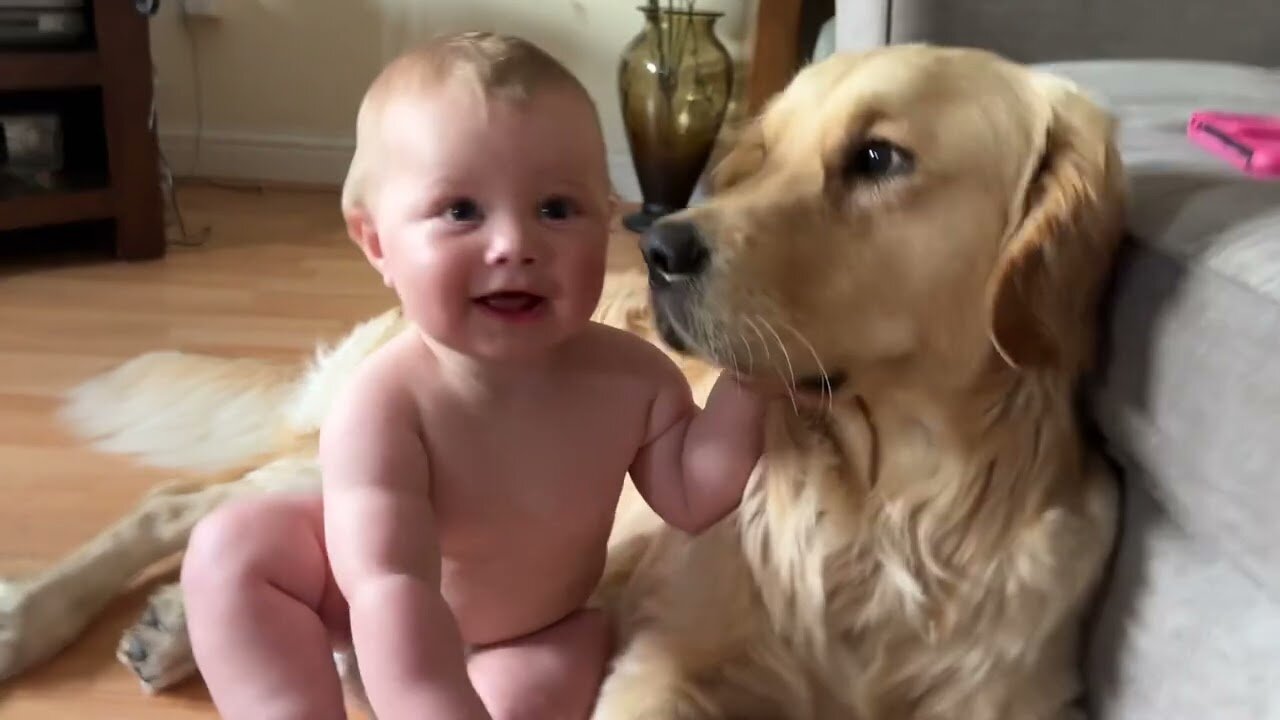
[182,494,350,720]
[467,608,612,720]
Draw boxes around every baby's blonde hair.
[341,32,599,216]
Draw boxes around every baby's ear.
[344,206,393,288]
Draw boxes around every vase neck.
[642,8,721,30]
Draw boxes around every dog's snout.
[641,220,709,285]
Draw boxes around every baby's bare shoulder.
[319,333,434,500]
[572,322,688,395]
[578,322,675,371]
[325,332,428,434]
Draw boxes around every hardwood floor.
[0,183,644,718]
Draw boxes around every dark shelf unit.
[0,0,164,260]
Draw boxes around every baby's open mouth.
[474,291,547,319]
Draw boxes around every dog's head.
[641,45,1126,399]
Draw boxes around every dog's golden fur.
[0,44,1125,719]
[588,44,1126,720]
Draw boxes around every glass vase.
[618,6,733,232]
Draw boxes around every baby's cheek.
[563,244,608,313]
[398,250,471,329]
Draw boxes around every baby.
[181,32,767,720]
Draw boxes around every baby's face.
[367,82,612,361]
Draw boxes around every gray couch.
[831,2,1280,719]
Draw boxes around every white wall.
[150,0,758,200]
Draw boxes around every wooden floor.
[0,184,643,718]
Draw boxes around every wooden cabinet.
[0,0,164,260]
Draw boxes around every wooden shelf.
[0,188,112,232]
[0,0,165,260]
[0,51,101,92]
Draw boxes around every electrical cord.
[144,0,273,248]
[185,8,204,178]
[153,103,211,248]
[145,4,212,247]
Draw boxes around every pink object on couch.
[1187,111,1280,179]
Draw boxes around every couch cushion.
[1033,59,1280,602]
[885,1,1280,66]
[1085,466,1280,720]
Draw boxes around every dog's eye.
[843,140,913,181]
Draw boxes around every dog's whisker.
[728,335,743,382]
[717,320,747,381]
[693,285,716,355]
[757,315,800,415]
[720,335,744,390]
[704,315,726,369]
[743,317,772,364]
[696,313,741,393]
[781,319,834,415]
[717,325,740,386]
[758,316,798,388]
[738,329,755,374]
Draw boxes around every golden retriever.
[0,44,1125,720]
[587,43,1127,719]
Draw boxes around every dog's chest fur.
[733,401,1107,719]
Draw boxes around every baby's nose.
[485,230,539,266]
[488,249,536,266]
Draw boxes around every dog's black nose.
[641,220,709,284]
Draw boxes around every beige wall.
[151,0,758,198]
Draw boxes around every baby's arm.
[320,368,489,720]
[629,358,768,535]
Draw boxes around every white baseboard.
[159,130,356,186]
[160,129,649,202]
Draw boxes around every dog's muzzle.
[641,220,709,287]
[640,219,711,353]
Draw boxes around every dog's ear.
[710,118,766,193]
[986,75,1127,371]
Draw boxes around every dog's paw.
[116,583,195,694]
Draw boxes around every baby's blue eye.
[447,199,481,222]
[539,197,574,221]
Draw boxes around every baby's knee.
[182,495,319,592]
[486,681,605,720]
[484,691,563,720]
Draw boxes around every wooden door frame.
[744,0,834,113]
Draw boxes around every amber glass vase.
[618,6,733,232]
